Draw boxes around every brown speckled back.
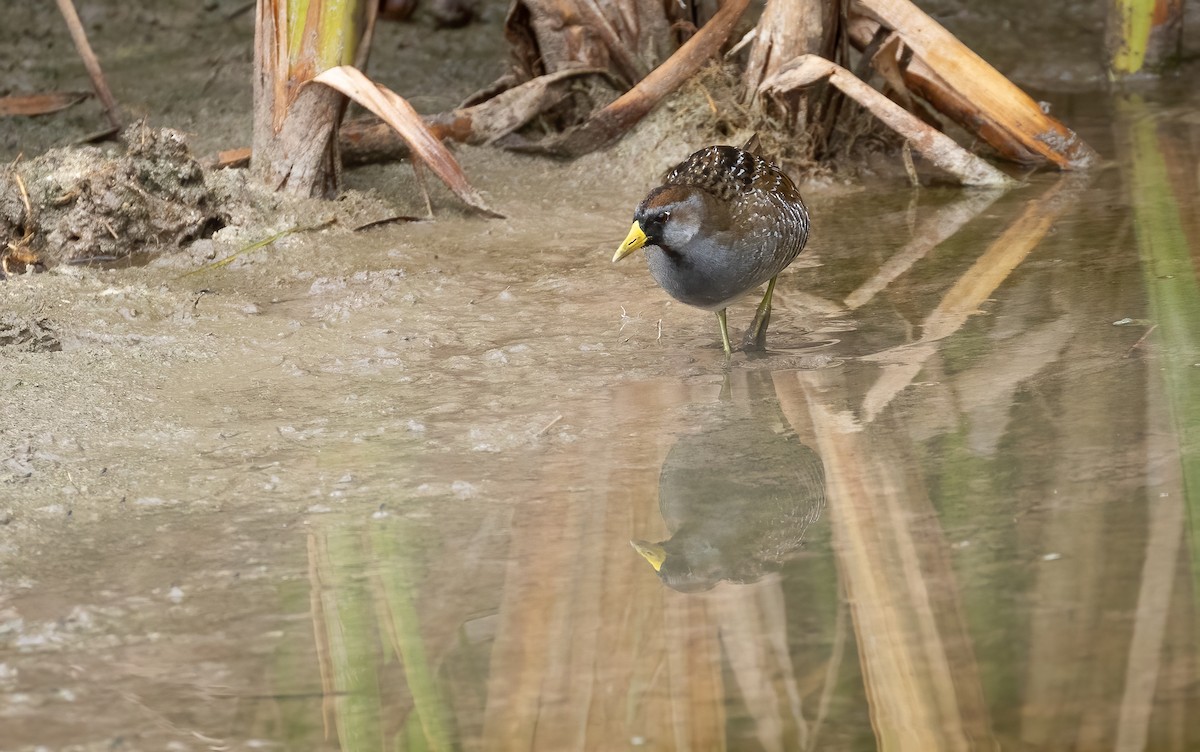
[664,146,810,290]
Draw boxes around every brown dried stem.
[850,0,1096,169]
[761,55,1013,186]
[54,0,122,130]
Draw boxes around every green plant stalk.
[284,0,358,76]
[402,705,432,752]
[315,0,358,71]
[1120,96,1200,603]
[1110,0,1154,75]
[325,0,360,66]
[287,0,309,68]
[370,522,456,752]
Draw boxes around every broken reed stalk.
[851,0,1096,169]
[743,0,837,95]
[761,55,1013,186]
[846,17,1042,166]
[54,0,121,130]
[252,0,362,198]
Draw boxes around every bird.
[612,144,810,355]
[630,390,826,593]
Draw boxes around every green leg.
[716,308,732,356]
[743,276,777,350]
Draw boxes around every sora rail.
[613,145,810,355]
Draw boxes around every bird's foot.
[742,310,771,351]
[742,277,777,351]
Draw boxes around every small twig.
[353,215,423,232]
[12,171,33,225]
[698,83,719,116]
[535,415,563,436]
[100,218,119,240]
[1124,323,1158,358]
[54,0,122,131]
[177,218,336,278]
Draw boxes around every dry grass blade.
[762,55,1014,187]
[313,66,503,218]
[0,92,91,117]
[178,218,336,278]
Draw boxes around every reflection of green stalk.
[276,578,327,745]
[1120,96,1200,598]
[322,530,385,752]
[371,522,456,752]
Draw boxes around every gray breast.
[645,189,809,310]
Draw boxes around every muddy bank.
[2,124,223,273]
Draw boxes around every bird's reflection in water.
[632,375,826,592]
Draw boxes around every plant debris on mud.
[1,123,225,275]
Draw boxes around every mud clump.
[1,124,225,274]
[0,314,62,352]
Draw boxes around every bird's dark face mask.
[613,187,705,262]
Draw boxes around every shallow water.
[5,67,1200,752]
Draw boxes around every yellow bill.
[613,221,648,263]
[630,539,666,572]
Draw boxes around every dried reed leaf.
[313,66,502,218]
[0,92,91,117]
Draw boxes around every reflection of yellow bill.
[630,539,665,572]
[613,222,648,263]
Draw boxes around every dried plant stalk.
[760,55,1013,187]
[54,0,121,130]
[851,0,1096,169]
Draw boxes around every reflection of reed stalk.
[775,369,993,751]
[306,532,336,740]
[308,523,456,750]
[1112,96,1195,751]
[861,176,1083,422]
[1116,97,1200,599]
[370,523,456,751]
[806,595,847,752]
